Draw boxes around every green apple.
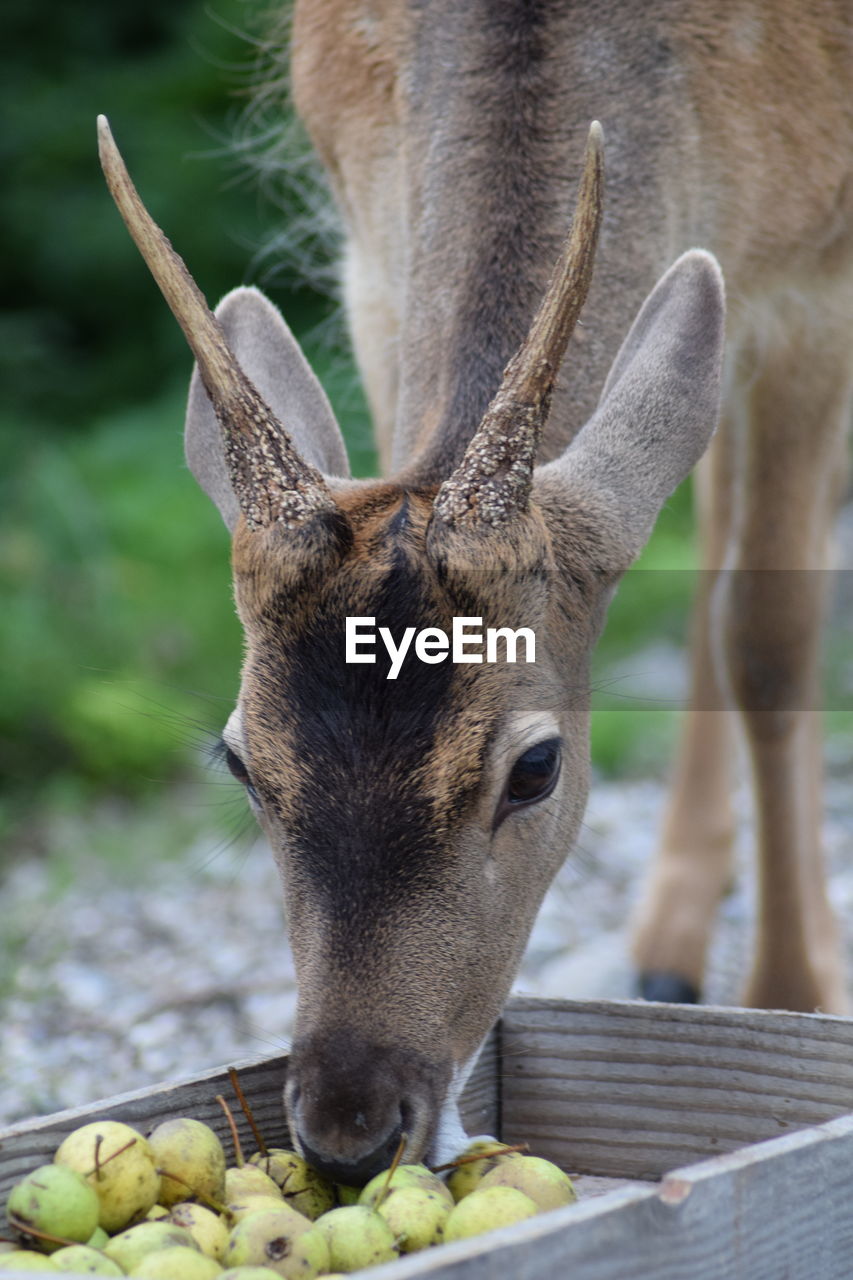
[147,1120,226,1210]
[314,1206,398,1272]
[222,1210,327,1279]
[478,1155,576,1211]
[169,1203,229,1259]
[50,1246,124,1275]
[375,1185,450,1252]
[0,1251,58,1271]
[55,1122,161,1233]
[358,1165,451,1210]
[224,1170,280,1204]
[446,1141,521,1202]
[218,1270,282,1280]
[218,1269,283,1280]
[444,1185,538,1240]
[247,1152,334,1221]
[144,1207,171,1223]
[129,1245,223,1280]
[7,1164,101,1253]
[226,1197,292,1226]
[104,1221,199,1272]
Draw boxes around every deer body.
[99,0,852,1184]
[291,1,853,471]
[288,0,853,1014]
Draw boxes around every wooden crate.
[4,996,853,1278]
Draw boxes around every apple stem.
[216,1093,244,1167]
[228,1067,268,1156]
[85,1135,139,1180]
[155,1167,229,1216]
[429,1142,528,1174]
[374,1132,409,1210]
[6,1212,90,1252]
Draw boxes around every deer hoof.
[637,971,700,1004]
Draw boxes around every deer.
[97,0,853,1185]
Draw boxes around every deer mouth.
[283,1029,451,1185]
[293,1106,408,1186]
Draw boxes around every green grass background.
[2,0,849,870]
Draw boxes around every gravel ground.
[2,766,853,1130]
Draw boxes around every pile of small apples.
[1,1115,577,1276]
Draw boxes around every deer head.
[99,116,724,1182]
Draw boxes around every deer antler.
[97,115,336,531]
[432,121,604,529]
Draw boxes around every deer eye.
[224,745,259,803]
[502,738,562,814]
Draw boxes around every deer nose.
[296,1118,405,1186]
[285,1029,447,1186]
[287,1066,410,1186]
[287,1073,409,1186]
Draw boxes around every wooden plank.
[0,1030,498,1210]
[500,996,853,1178]
[457,1023,500,1141]
[336,1112,853,1279]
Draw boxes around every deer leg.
[720,330,851,1013]
[631,429,737,1001]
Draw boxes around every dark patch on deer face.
[268,552,469,936]
[234,488,506,941]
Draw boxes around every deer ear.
[185,286,350,530]
[534,250,725,572]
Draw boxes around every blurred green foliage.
[3,0,298,424]
[0,0,371,833]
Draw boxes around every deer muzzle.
[284,1027,452,1184]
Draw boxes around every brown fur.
[129,0,852,1179]
[277,0,853,1134]
[292,1,853,472]
[287,0,853,1016]
[229,481,602,1174]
